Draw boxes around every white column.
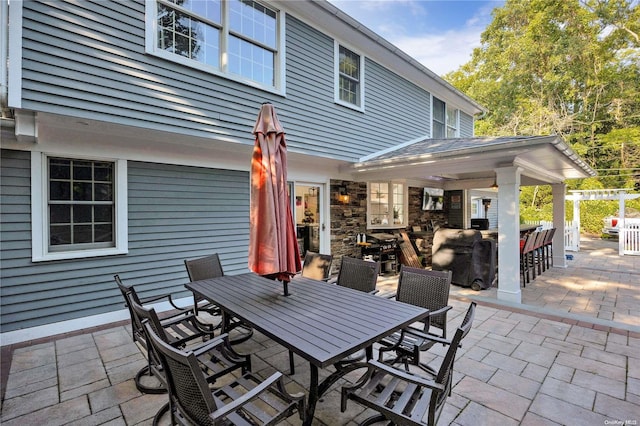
[496,166,522,303]
[552,183,567,267]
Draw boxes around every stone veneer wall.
[329,181,447,269]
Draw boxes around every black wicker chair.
[333,256,380,294]
[300,251,333,281]
[341,302,476,426]
[184,253,254,344]
[131,298,251,425]
[377,266,452,373]
[115,274,207,394]
[143,321,305,425]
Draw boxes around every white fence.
[523,220,579,251]
[621,220,640,255]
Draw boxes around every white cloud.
[393,25,483,75]
[329,0,500,76]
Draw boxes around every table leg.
[304,365,319,426]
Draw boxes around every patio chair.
[143,321,305,425]
[341,302,476,426]
[300,251,333,281]
[184,253,254,344]
[543,228,556,269]
[333,256,380,294]
[533,229,548,275]
[115,274,207,393]
[377,266,452,373]
[131,298,251,425]
[520,232,537,285]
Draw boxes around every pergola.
[567,189,640,255]
[351,135,597,304]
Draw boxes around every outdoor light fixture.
[337,185,350,204]
[490,180,498,190]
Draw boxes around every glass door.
[292,183,324,257]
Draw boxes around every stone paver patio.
[1,236,639,425]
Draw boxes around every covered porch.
[349,135,596,304]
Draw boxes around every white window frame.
[31,152,128,262]
[145,0,285,95]
[366,181,408,230]
[431,96,459,138]
[334,41,365,112]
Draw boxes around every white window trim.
[431,95,460,138]
[334,40,365,112]
[31,152,128,262]
[366,181,408,230]
[144,0,286,96]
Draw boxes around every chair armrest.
[376,291,397,299]
[191,333,230,357]
[210,372,283,421]
[402,327,453,346]
[367,359,445,392]
[138,293,189,311]
[429,305,453,317]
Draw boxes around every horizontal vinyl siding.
[20,1,434,162]
[0,151,250,333]
[282,16,431,159]
[460,111,474,137]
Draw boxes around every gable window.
[149,0,282,91]
[335,42,364,110]
[432,96,459,138]
[367,182,407,229]
[32,153,128,262]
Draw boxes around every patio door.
[291,183,325,257]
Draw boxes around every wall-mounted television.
[422,187,444,211]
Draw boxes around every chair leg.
[289,350,295,375]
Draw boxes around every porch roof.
[351,135,596,186]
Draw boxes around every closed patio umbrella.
[248,102,301,295]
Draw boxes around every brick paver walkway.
[1,236,638,425]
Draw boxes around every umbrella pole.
[283,280,289,296]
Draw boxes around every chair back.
[129,297,171,344]
[301,252,333,281]
[544,228,556,245]
[533,230,547,249]
[184,253,224,282]
[336,256,379,293]
[143,322,218,426]
[396,266,452,331]
[521,232,537,254]
[114,275,146,344]
[430,302,476,423]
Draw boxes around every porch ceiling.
[349,135,596,187]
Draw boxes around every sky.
[328,0,505,76]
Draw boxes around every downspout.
[1,0,9,118]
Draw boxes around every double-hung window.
[367,181,407,229]
[32,153,128,261]
[149,0,282,91]
[432,96,459,138]
[335,42,364,110]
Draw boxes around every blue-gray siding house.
[1,0,593,344]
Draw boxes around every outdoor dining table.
[186,272,430,425]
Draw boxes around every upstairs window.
[335,43,364,110]
[149,0,282,90]
[432,96,459,138]
[367,182,407,229]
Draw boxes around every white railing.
[621,220,640,255]
[523,220,579,251]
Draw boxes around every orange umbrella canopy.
[248,103,301,283]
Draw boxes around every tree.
[445,0,640,183]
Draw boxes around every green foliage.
[445,0,640,186]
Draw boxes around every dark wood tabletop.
[186,273,430,368]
